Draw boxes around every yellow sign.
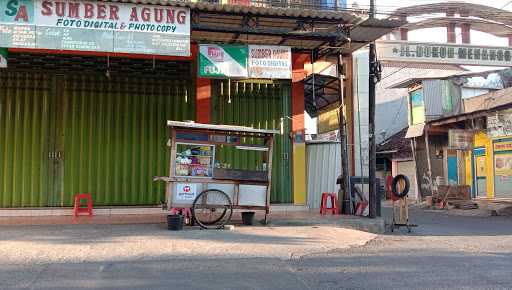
[494,141,512,152]
[495,154,512,176]
[318,107,339,134]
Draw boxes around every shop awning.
[405,124,425,139]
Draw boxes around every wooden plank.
[167,128,177,210]
[265,135,274,213]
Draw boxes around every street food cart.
[156,121,278,229]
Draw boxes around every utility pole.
[368,0,377,218]
[337,52,350,215]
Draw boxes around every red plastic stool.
[73,193,93,217]
[320,192,339,215]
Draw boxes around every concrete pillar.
[461,23,471,44]
[447,23,456,43]
[291,52,310,206]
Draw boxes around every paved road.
[1,208,512,290]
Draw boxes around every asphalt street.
[1,207,512,290]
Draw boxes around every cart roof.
[167,121,279,135]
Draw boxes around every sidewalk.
[0,208,386,234]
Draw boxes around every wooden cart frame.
[157,121,278,223]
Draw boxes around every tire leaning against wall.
[391,174,410,198]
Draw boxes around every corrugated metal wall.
[211,80,293,203]
[0,72,52,207]
[423,79,444,120]
[0,70,194,207]
[306,142,341,209]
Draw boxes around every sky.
[349,0,512,46]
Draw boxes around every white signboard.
[377,40,512,67]
[0,0,190,56]
[248,45,292,79]
[176,183,197,201]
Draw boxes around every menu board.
[0,0,190,56]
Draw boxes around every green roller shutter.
[211,80,292,203]
[0,72,52,207]
[0,71,194,207]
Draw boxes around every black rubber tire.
[192,189,233,230]
[391,174,410,198]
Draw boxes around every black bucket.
[241,212,255,226]
[167,215,184,231]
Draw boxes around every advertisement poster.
[0,48,6,68]
[476,156,486,177]
[198,44,248,78]
[0,0,190,55]
[176,183,197,201]
[495,154,512,177]
[248,45,291,79]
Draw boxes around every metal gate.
[211,80,293,203]
[0,70,194,207]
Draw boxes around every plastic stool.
[320,192,339,215]
[73,193,93,217]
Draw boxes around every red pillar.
[461,23,471,44]
[447,23,456,43]
[508,35,512,47]
[196,78,211,123]
[291,52,311,205]
[192,43,211,123]
[291,53,309,133]
[399,28,408,41]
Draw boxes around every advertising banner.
[0,0,190,56]
[198,44,248,78]
[495,154,512,177]
[448,129,473,150]
[248,45,291,79]
[0,48,6,68]
[378,40,512,67]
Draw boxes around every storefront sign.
[377,40,512,67]
[448,129,473,150]
[488,110,512,138]
[198,44,292,79]
[176,183,197,201]
[495,153,512,176]
[198,44,248,78]
[0,0,190,56]
[248,45,291,79]
[0,48,6,68]
[494,141,512,152]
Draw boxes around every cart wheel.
[192,189,233,230]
